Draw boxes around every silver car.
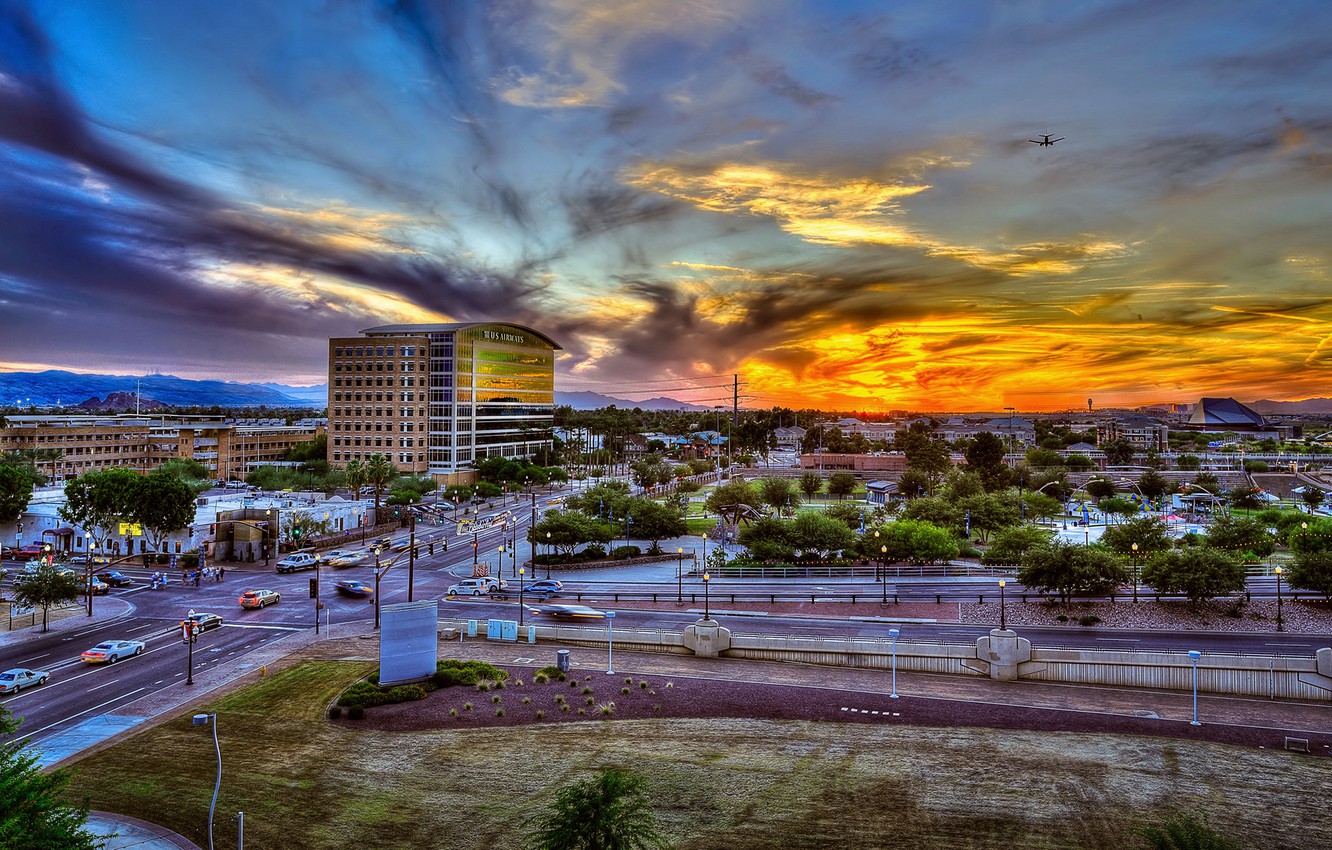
[0,667,50,694]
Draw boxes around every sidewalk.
[0,597,133,648]
[85,811,201,850]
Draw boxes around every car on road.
[328,553,368,568]
[390,538,411,551]
[96,570,135,587]
[0,667,50,694]
[371,536,394,549]
[532,603,607,621]
[87,577,109,595]
[334,579,374,598]
[275,553,319,573]
[68,553,111,566]
[321,549,354,563]
[10,544,50,562]
[186,611,225,632]
[80,639,145,664]
[526,579,563,597]
[239,589,281,609]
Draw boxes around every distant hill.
[555,391,710,411]
[1249,398,1332,415]
[0,370,311,409]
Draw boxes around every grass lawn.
[62,661,1330,850]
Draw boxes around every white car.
[275,553,319,573]
[80,639,145,664]
[0,668,50,694]
[446,577,506,595]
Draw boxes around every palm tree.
[344,458,367,496]
[524,767,669,850]
[363,453,397,512]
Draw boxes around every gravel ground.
[960,598,1332,632]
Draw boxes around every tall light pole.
[605,610,616,674]
[191,713,222,850]
[86,540,98,617]
[264,509,272,568]
[998,579,1007,630]
[676,547,684,604]
[880,545,888,604]
[1187,650,1202,726]
[873,529,880,581]
[1131,542,1139,603]
[545,531,551,579]
[1274,565,1284,632]
[183,612,200,686]
[703,572,711,621]
[518,567,525,627]
[372,546,384,630]
[888,627,900,699]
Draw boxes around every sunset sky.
[1,0,1330,412]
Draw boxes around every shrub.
[582,686,594,695]
[449,708,458,717]
[599,702,615,715]
[570,679,580,688]
[1078,614,1101,626]
[513,679,523,687]
[492,680,504,690]
[337,680,427,709]
[327,706,343,719]
[535,710,545,720]
[492,694,502,704]
[649,690,656,696]
[533,672,550,684]
[652,704,661,713]
[611,545,641,560]
[476,683,488,692]
[621,687,630,695]
[578,708,586,715]
[665,682,673,688]
[1055,614,1069,623]
[624,677,634,685]
[347,705,365,720]
[463,702,473,711]
[585,696,595,706]
[639,680,648,689]
[433,660,509,688]
[561,704,570,712]
[522,696,532,704]
[495,708,505,717]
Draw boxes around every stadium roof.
[1187,397,1266,428]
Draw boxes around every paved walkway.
[85,811,201,849]
[0,597,134,648]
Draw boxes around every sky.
[1,0,1330,413]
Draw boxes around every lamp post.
[264,509,272,568]
[1188,650,1202,726]
[998,579,1007,630]
[703,572,711,621]
[873,529,880,581]
[518,567,525,627]
[372,546,383,630]
[888,627,900,699]
[676,547,684,604]
[1131,542,1139,603]
[86,540,98,617]
[702,531,708,569]
[1274,565,1284,632]
[191,712,222,850]
[880,545,888,604]
[183,611,199,686]
[605,610,616,674]
[545,531,551,579]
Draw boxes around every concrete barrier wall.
[449,618,1332,701]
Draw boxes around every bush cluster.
[335,659,510,712]
[338,681,429,709]
[432,659,509,688]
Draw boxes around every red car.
[11,544,50,562]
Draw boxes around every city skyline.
[1,1,1330,411]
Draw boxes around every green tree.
[60,468,139,554]
[156,457,213,492]
[756,477,800,512]
[1024,447,1063,468]
[532,511,614,559]
[1141,547,1245,603]
[957,493,1019,544]
[797,472,824,500]
[1098,496,1140,524]
[897,468,932,500]
[0,463,34,526]
[1017,540,1127,602]
[524,767,669,850]
[790,510,856,558]
[1101,437,1136,465]
[1286,552,1332,601]
[1175,454,1201,471]
[623,499,687,553]
[737,516,795,562]
[964,431,1010,491]
[1135,809,1240,850]
[133,470,197,555]
[879,519,958,564]
[1064,453,1094,470]
[901,496,961,531]
[1225,485,1264,513]
[1204,514,1275,560]
[704,479,762,517]
[1299,486,1327,513]
[826,472,857,500]
[363,453,397,510]
[13,562,83,632]
[1099,515,1172,556]
[1021,492,1062,525]
[1137,470,1171,501]
[980,524,1054,566]
[1086,477,1117,500]
[343,458,368,495]
[941,470,984,501]
[824,501,865,530]
[0,706,100,850]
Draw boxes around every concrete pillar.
[976,628,1032,682]
[682,618,732,658]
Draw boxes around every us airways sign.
[481,330,526,344]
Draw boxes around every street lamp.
[545,531,551,579]
[191,712,222,850]
[703,572,711,621]
[1131,542,1139,603]
[888,627,900,699]
[873,529,880,581]
[86,540,98,617]
[264,509,273,568]
[676,547,684,604]
[518,567,525,627]
[1275,565,1284,632]
[702,531,708,569]
[880,545,888,604]
[1187,650,1202,726]
[372,546,384,630]
[998,579,1007,630]
[605,610,616,674]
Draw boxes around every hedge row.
[335,659,511,711]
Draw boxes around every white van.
[446,577,505,595]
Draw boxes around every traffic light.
[308,578,317,598]
[209,523,216,535]
[394,507,400,517]
[293,527,302,540]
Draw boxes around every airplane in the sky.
[1029,134,1064,146]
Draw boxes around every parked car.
[275,553,319,573]
[96,570,134,587]
[185,611,225,632]
[334,579,374,598]
[532,604,607,621]
[446,577,506,596]
[526,579,564,597]
[80,639,145,664]
[11,544,49,562]
[239,589,281,609]
[0,667,50,694]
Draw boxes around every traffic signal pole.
[407,510,416,602]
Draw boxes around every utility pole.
[407,509,416,602]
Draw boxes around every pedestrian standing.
[218,565,225,581]
[193,570,201,588]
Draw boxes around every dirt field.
[64,661,1332,850]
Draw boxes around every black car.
[96,571,135,587]
[186,611,225,632]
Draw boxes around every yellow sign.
[117,522,143,537]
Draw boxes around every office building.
[327,322,560,481]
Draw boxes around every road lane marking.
[222,623,304,631]
[26,687,146,738]
[17,652,51,664]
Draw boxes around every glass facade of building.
[327,323,559,477]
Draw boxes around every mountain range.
[0,371,710,411]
